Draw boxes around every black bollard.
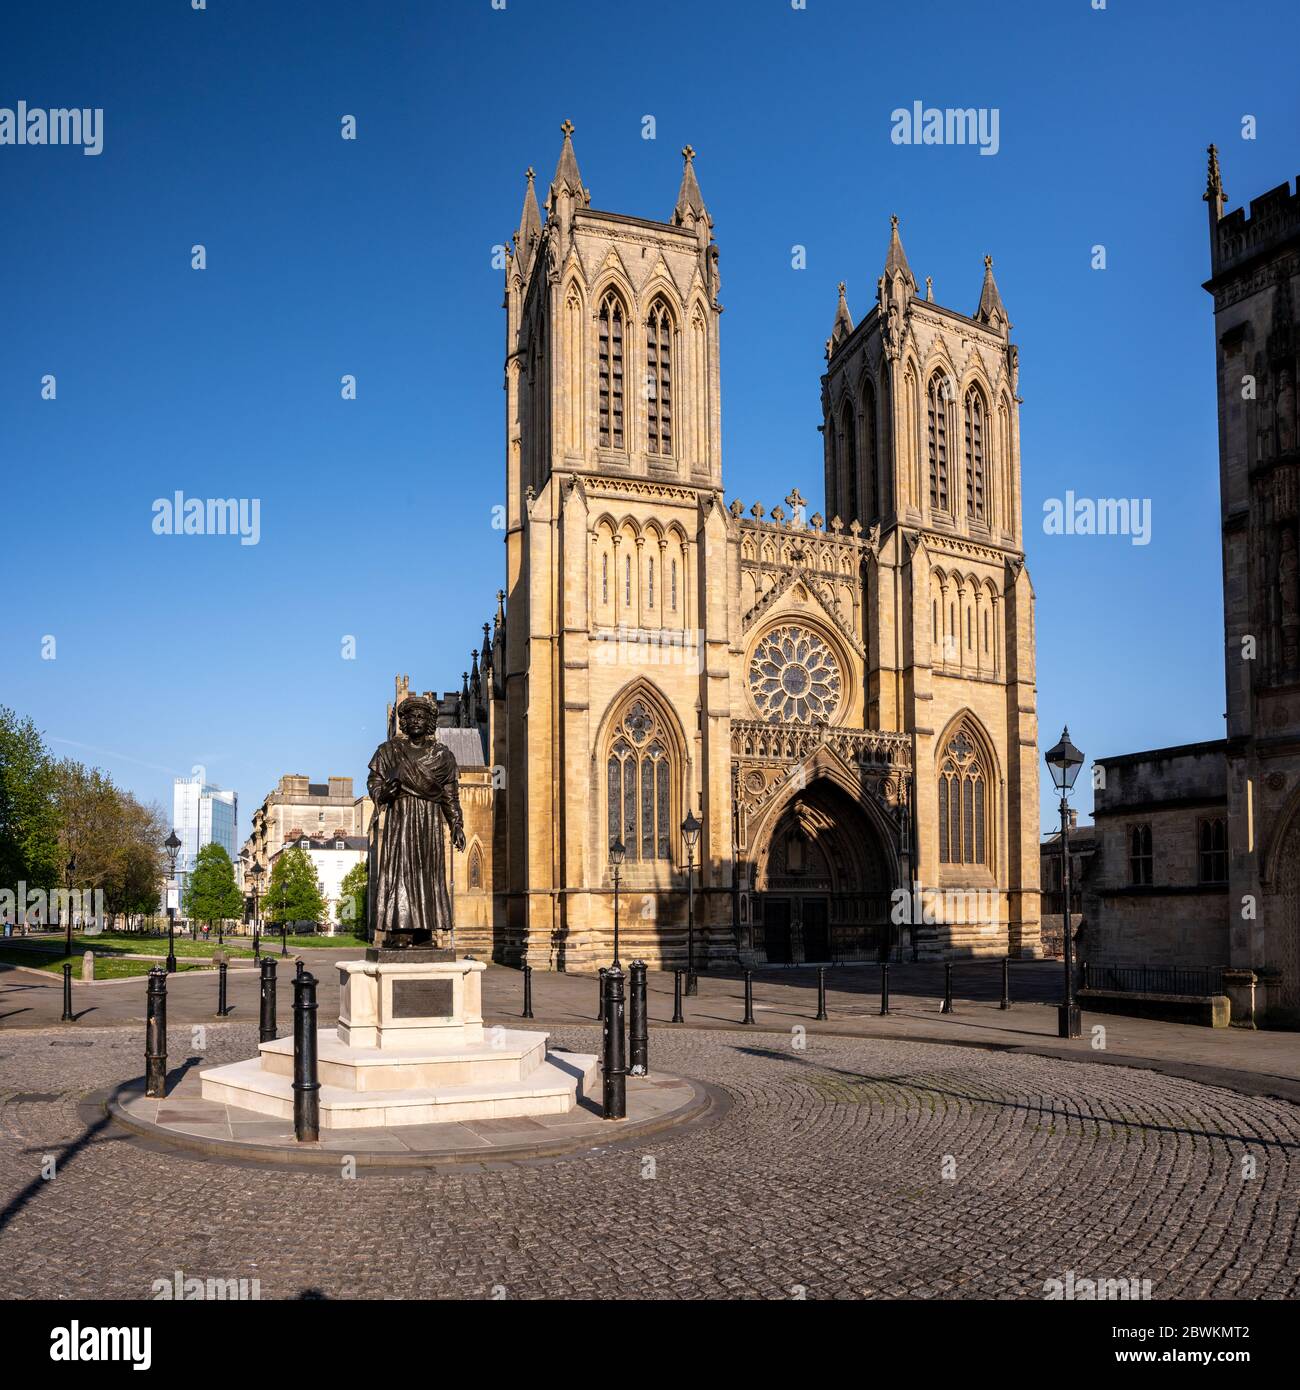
[145,966,167,1098]
[815,965,828,1021]
[522,963,534,1019]
[628,960,648,1076]
[601,964,626,1120]
[941,961,954,1014]
[217,959,228,1017]
[597,966,607,1021]
[1000,956,1010,1011]
[259,957,278,1042]
[61,962,73,1022]
[879,961,890,1016]
[292,970,320,1142]
[671,968,684,1023]
[742,969,755,1025]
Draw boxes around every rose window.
[749,625,841,723]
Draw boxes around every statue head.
[397,695,438,739]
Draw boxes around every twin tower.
[464,122,1040,969]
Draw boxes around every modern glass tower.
[172,776,238,899]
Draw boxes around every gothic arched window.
[646,299,673,456]
[840,399,858,524]
[1198,817,1227,884]
[1129,824,1153,885]
[606,699,673,861]
[598,292,626,450]
[601,552,608,604]
[927,373,950,514]
[468,845,483,889]
[964,387,986,521]
[862,380,878,520]
[671,557,678,611]
[937,725,990,867]
[647,555,655,609]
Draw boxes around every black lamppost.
[1045,726,1084,1040]
[609,838,625,967]
[163,830,182,974]
[63,854,77,957]
[249,862,264,954]
[681,810,702,996]
[280,875,289,957]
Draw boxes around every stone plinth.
[338,957,484,1050]
[200,953,595,1130]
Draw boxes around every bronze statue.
[365,695,466,950]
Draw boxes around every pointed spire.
[974,254,1008,330]
[516,166,541,273]
[459,672,472,727]
[1204,142,1226,220]
[481,622,492,674]
[673,144,710,227]
[884,214,916,288]
[828,280,854,355]
[1204,143,1223,203]
[546,118,590,215]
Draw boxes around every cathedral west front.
[393,123,1042,971]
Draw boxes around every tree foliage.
[0,706,61,890]
[182,842,243,927]
[264,846,326,926]
[337,860,367,927]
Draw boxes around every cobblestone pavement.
[1,1023,1296,1301]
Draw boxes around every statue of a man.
[366,695,466,950]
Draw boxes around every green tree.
[336,860,367,929]
[264,847,326,929]
[182,843,243,939]
[53,761,167,932]
[0,706,61,892]
[102,842,164,926]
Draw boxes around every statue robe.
[366,736,463,944]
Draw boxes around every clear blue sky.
[2,0,1297,839]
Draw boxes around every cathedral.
[391,123,1042,971]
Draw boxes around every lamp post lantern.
[163,830,182,974]
[63,853,77,958]
[1045,726,1084,1040]
[681,810,702,997]
[608,838,626,967]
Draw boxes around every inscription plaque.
[392,977,455,1019]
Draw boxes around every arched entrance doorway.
[751,777,894,963]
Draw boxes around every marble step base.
[200,1048,598,1129]
[256,1028,549,1092]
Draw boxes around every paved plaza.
[1,979,1297,1299]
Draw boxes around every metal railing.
[1081,962,1225,997]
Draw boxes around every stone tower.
[817,219,1041,957]
[498,125,730,967]
[1205,146,1300,1013]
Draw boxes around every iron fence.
[1082,962,1225,997]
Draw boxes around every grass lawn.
[282,932,369,950]
[9,932,257,960]
[0,948,206,979]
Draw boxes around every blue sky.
[2,0,1297,839]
